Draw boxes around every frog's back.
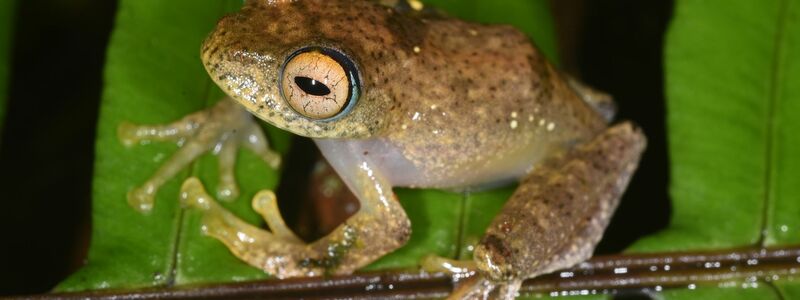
[353,3,609,187]
[220,0,608,188]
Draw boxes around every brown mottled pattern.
[473,123,646,281]
[201,0,607,186]
[198,0,647,289]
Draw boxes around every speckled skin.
[187,0,646,298]
[473,123,645,281]
[202,0,609,188]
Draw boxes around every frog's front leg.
[118,98,281,212]
[455,122,646,299]
[181,139,411,277]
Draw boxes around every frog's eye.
[280,47,360,120]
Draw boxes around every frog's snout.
[200,12,284,108]
[201,13,268,68]
[200,15,238,68]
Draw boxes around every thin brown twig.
[20,246,800,300]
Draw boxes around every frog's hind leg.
[118,98,280,213]
[455,122,645,299]
[565,74,617,122]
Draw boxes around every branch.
[34,246,800,299]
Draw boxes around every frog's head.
[202,0,401,139]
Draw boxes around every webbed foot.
[180,178,330,277]
[118,98,281,212]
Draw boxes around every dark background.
[0,0,672,296]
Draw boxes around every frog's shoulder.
[372,0,449,19]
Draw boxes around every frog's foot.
[420,254,476,276]
[118,98,281,213]
[420,255,520,300]
[180,177,324,277]
[564,73,616,122]
[447,276,523,300]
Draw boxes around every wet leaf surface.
[628,0,800,298]
[57,0,556,292]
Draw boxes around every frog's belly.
[316,138,554,189]
[390,142,552,189]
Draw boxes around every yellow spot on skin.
[547,122,556,131]
[430,104,437,110]
[511,111,518,118]
[469,29,478,36]
[538,119,546,126]
[401,124,408,130]
[528,115,534,122]
[413,46,421,54]
[510,120,518,129]
[408,0,424,11]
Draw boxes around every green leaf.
[776,283,800,299]
[59,0,557,292]
[56,0,277,291]
[628,0,800,298]
[630,0,800,253]
[0,0,14,135]
[421,0,559,62]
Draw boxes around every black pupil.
[294,76,331,96]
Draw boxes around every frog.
[117,0,646,298]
